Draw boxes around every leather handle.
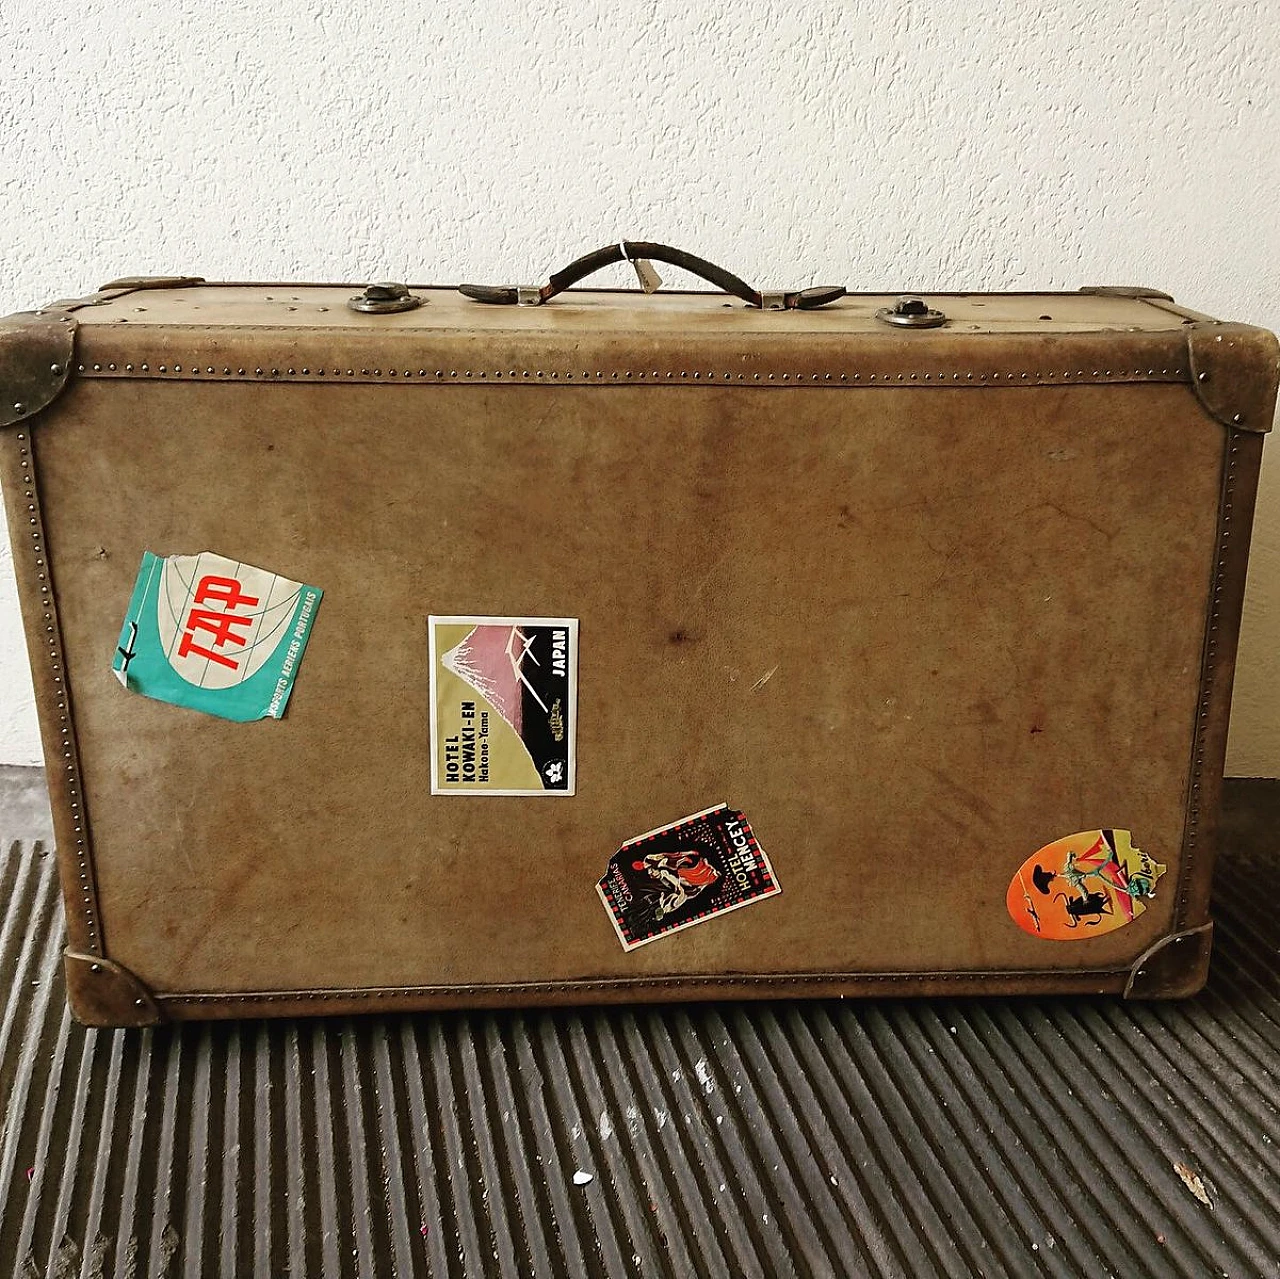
[460,241,845,310]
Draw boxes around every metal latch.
[875,296,947,329]
[347,282,423,314]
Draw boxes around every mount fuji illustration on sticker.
[428,616,578,795]
[113,550,322,721]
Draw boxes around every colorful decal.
[429,616,577,796]
[598,804,781,951]
[1007,829,1166,940]
[113,551,322,722]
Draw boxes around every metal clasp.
[875,296,947,329]
[347,282,423,314]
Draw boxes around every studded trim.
[1175,427,1246,931]
[69,360,1186,387]
[10,428,102,954]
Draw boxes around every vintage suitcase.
[1,244,1276,1027]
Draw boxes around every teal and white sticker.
[113,551,322,722]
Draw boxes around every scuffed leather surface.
[4,284,1272,1017]
[22,374,1226,998]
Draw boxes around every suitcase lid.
[60,280,1210,333]
[4,279,1278,435]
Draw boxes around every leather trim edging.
[96,274,206,292]
[158,966,1134,1007]
[1079,285,1175,300]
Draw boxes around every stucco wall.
[1,0,1277,770]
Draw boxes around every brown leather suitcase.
[2,245,1276,1026]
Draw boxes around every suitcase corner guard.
[64,951,164,1028]
[0,309,76,429]
[1123,922,1214,1000]
[1185,322,1280,432]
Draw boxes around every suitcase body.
[2,268,1276,1026]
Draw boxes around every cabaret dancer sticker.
[1007,829,1165,940]
[428,616,577,795]
[598,804,781,951]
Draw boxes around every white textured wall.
[1,1,1278,770]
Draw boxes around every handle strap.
[460,241,844,310]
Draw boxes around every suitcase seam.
[1174,431,1236,930]
[155,969,1134,1005]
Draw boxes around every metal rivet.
[50,363,64,376]
[12,403,25,415]
[90,963,102,973]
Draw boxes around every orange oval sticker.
[1007,829,1166,940]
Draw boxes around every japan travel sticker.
[598,804,781,951]
[429,616,577,796]
[113,551,322,722]
[1007,828,1166,940]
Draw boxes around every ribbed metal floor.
[2,782,1278,1278]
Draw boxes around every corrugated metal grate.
[2,780,1278,1277]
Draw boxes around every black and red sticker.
[597,804,781,951]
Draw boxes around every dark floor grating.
[1,780,1278,1277]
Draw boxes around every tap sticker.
[429,616,577,795]
[113,551,322,722]
[598,804,781,950]
[1007,828,1166,940]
